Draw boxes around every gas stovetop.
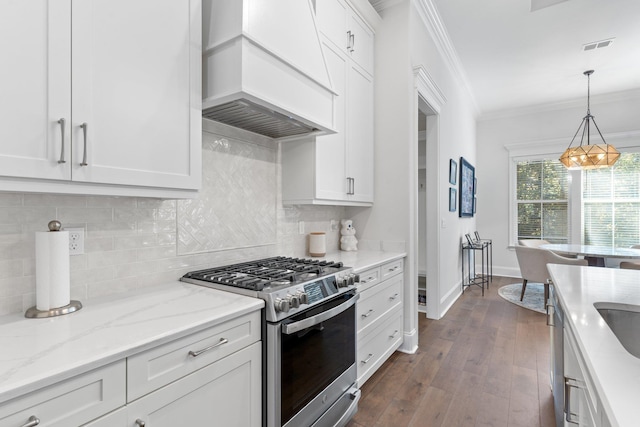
[181,256,358,322]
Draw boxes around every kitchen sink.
[595,303,640,359]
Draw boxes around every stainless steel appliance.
[181,257,360,427]
[548,283,565,427]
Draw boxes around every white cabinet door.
[71,0,201,190]
[316,0,349,52]
[346,63,374,203]
[0,0,71,181]
[315,42,349,201]
[127,342,262,427]
[348,12,374,75]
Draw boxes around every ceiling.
[426,0,640,114]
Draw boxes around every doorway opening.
[417,98,438,319]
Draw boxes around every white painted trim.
[479,88,640,122]
[412,0,478,115]
[399,327,419,354]
[439,283,462,319]
[412,66,446,112]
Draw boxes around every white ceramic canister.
[309,232,326,257]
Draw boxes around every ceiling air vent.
[583,38,615,51]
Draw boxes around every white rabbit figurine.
[340,220,358,251]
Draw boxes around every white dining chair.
[518,239,550,248]
[515,246,588,303]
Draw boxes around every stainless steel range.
[181,257,361,427]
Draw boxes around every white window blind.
[516,159,570,243]
[583,152,640,247]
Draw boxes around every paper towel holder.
[25,220,83,319]
[25,300,83,318]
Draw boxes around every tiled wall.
[0,121,346,316]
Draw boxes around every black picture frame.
[449,159,457,185]
[459,157,475,218]
[449,187,457,212]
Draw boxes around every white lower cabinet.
[127,342,261,427]
[0,361,126,427]
[356,258,404,385]
[564,327,599,427]
[0,311,261,427]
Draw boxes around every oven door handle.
[282,293,359,335]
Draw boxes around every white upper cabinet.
[281,0,377,206]
[0,0,201,198]
[316,0,374,75]
[0,1,71,181]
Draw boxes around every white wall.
[347,0,479,351]
[476,90,640,277]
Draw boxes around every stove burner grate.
[183,256,343,291]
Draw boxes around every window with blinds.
[516,159,570,243]
[583,152,640,247]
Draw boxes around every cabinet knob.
[135,419,146,427]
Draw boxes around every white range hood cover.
[202,0,336,140]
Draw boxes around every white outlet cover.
[66,227,85,255]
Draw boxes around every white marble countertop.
[312,250,406,273]
[547,264,640,427]
[0,282,263,404]
[542,244,640,259]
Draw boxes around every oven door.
[267,291,359,427]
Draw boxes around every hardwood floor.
[347,276,556,427]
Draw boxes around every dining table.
[540,243,640,266]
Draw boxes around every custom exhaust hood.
[202,0,336,140]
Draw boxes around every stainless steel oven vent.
[203,99,320,140]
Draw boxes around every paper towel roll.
[36,230,70,310]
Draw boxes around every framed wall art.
[459,157,475,218]
[449,159,457,185]
[449,187,457,212]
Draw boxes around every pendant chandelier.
[559,70,620,169]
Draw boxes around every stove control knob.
[296,291,308,305]
[336,277,346,288]
[288,294,300,309]
[346,274,356,287]
[274,297,290,313]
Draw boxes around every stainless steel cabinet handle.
[389,330,399,339]
[389,293,399,300]
[564,378,580,425]
[21,416,40,427]
[188,337,229,357]
[57,118,66,164]
[346,30,352,49]
[135,419,146,427]
[350,33,355,52]
[361,309,374,318]
[361,353,373,364]
[80,123,88,166]
[546,302,555,327]
[388,266,399,272]
[351,177,355,194]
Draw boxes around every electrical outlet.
[67,227,84,255]
[298,221,305,235]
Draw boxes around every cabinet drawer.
[356,266,380,292]
[381,259,403,280]
[127,311,261,402]
[0,361,125,427]
[357,309,403,386]
[357,275,402,336]
[127,342,262,427]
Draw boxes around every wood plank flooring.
[347,276,556,427]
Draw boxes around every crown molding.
[412,0,479,116]
[480,87,640,122]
